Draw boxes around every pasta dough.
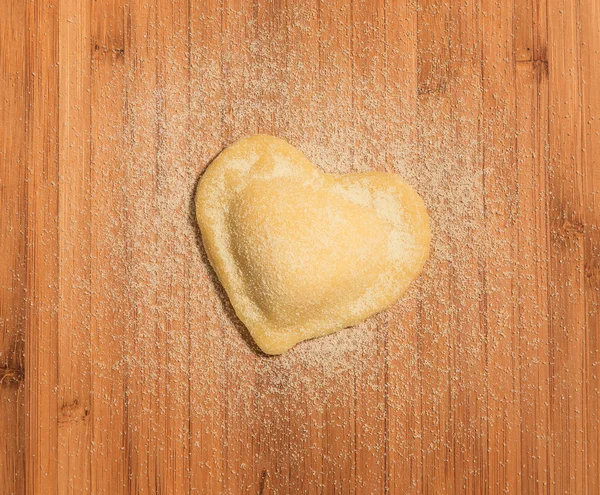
[195,135,431,354]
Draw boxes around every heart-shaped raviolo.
[195,135,431,355]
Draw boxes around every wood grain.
[482,0,520,491]
[1,0,599,493]
[548,0,587,492]
[24,0,61,492]
[0,2,26,494]
[89,1,128,492]
[57,0,92,490]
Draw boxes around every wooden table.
[1,0,599,493]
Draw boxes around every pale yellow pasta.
[196,135,431,354]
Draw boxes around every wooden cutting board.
[1,0,599,493]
